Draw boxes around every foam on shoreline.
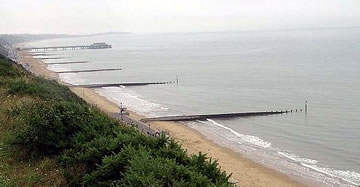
[95,86,169,117]
[189,118,360,186]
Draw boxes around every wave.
[46,64,71,72]
[59,73,88,85]
[198,119,272,148]
[196,119,360,186]
[301,163,360,186]
[44,65,87,85]
[278,151,318,165]
[95,86,168,116]
[278,150,360,186]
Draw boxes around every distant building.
[88,42,112,49]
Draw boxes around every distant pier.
[73,81,175,88]
[141,111,288,122]
[19,42,112,51]
[55,68,121,74]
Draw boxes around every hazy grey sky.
[1,0,360,34]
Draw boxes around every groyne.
[142,111,289,122]
[46,61,89,65]
[55,68,121,73]
[74,81,175,88]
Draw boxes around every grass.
[0,57,66,186]
[0,99,65,186]
[7,76,85,103]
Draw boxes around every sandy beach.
[17,50,306,187]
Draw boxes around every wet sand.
[17,50,306,187]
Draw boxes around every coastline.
[17,50,306,186]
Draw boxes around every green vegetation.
[0,55,233,186]
[0,38,9,57]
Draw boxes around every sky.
[0,0,360,34]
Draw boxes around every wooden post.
[119,102,123,120]
[119,102,127,121]
[305,101,308,113]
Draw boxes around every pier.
[142,111,289,122]
[74,81,175,88]
[55,68,121,74]
[19,42,112,51]
[46,61,89,65]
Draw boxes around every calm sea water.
[28,28,360,186]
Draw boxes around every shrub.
[152,138,190,166]
[78,135,232,186]
[7,77,83,103]
[59,128,151,176]
[119,150,216,187]
[8,79,47,96]
[82,145,141,185]
[0,58,23,77]
[6,97,233,186]
[0,176,13,187]
[189,153,231,185]
[7,101,91,156]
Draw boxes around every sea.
[26,28,360,186]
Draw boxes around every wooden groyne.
[46,61,89,65]
[142,111,289,122]
[74,81,175,88]
[28,53,57,56]
[33,57,66,60]
[55,68,121,74]
[30,52,49,54]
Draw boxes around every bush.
[59,128,155,180]
[6,97,233,186]
[6,97,233,185]
[0,176,13,187]
[189,153,231,185]
[8,79,47,96]
[7,101,91,156]
[82,145,141,185]
[77,135,232,186]
[119,150,216,187]
[7,77,83,103]
[82,146,211,187]
[0,58,23,77]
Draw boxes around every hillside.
[0,55,233,186]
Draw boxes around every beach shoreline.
[17,50,307,187]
